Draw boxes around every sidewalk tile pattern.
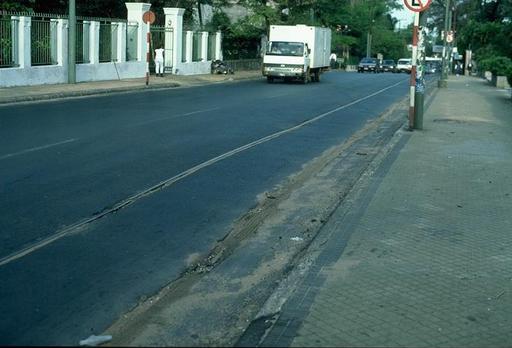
[267,77,512,347]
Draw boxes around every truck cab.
[263,41,310,82]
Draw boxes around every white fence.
[0,3,223,87]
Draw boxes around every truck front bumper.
[262,65,304,78]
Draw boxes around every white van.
[396,58,412,73]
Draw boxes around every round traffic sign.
[142,11,156,24]
[404,0,432,12]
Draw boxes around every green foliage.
[236,0,407,61]
[506,65,512,87]
[428,0,512,66]
[479,56,512,76]
[0,0,33,11]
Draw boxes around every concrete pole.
[409,12,419,131]
[68,0,76,83]
[414,11,427,130]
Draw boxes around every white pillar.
[126,2,151,62]
[164,7,185,73]
[201,31,208,61]
[16,16,31,68]
[55,19,68,66]
[89,21,100,64]
[186,30,193,63]
[116,22,127,62]
[215,31,222,61]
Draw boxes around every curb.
[0,73,263,105]
[0,82,181,105]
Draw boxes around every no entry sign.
[404,0,432,12]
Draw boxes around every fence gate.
[150,26,173,73]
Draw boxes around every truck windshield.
[267,41,305,56]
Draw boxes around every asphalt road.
[0,71,409,345]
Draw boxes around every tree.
[427,0,511,65]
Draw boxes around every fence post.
[215,31,222,61]
[125,2,151,62]
[89,21,100,64]
[186,30,193,63]
[56,19,68,66]
[201,31,208,61]
[163,7,185,74]
[116,22,126,62]
[17,16,31,68]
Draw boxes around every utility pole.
[68,0,76,84]
[405,0,432,130]
[414,11,427,130]
[438,0,450,87]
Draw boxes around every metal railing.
[182,31,187,62]
[31,19,57,66]
[0,10,126,23]
[76,21,90,64]
[192,32,201,62]
[0,17,18,68]
[99,23,112,62]
[126,22,138,61]
[207,33,216,61]
[111,23,118,61]
[223,59,262,71]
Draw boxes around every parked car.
[381,59,396,72]
[357,58,382,73]
[396,58,412,73]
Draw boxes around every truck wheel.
[267,76,274,83]
[302,70,310,84]
[313,71,320,82]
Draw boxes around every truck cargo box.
[268,25,331,69]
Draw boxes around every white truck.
[262,25,332,84]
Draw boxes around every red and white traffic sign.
[142,10,156,24]
[404,0,432,12]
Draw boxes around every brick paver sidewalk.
[260,76,512,347]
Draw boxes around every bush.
[478,56,512,76]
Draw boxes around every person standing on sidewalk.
[154,46,165,77]
[330,52,337,69]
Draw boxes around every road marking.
[0,80,406,267]
[0,138,78,161]
[128,107,220,127]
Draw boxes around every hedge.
[478,56,512,76]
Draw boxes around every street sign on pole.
[446,31,454,43]
[142,11,155,86]
[143,11,156,25]
[433,45,444,53]
[404,0,432,12]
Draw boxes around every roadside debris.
[79,335,112,347]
